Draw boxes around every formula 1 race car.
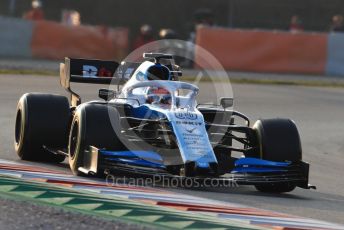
[14,53,315,193]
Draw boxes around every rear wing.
[60,57,119,87]
[59,55,182,106]
[60,57,119,106]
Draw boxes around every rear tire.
[68,104,126,176]
[252,118,302,193]
[14,93,69,163]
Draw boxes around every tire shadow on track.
[170,186,313,200]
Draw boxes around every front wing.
[77,146,315,190]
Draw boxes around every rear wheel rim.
[69,121,79,159]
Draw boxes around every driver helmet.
[146,87,171,105]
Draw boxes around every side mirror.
[220,97,234,109]
[99,89,115,101]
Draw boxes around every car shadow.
[167,185,314,201]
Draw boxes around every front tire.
[252,118,302,193]
[14,93,69,163]
[68,104,126,176]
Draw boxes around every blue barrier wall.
[0,16,33,58]
[326,33,344,76]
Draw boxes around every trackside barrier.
[195,27,333,75]
[0,17,128,61]
[326,33,344,75]
[31,21,128,60]
[2,16,344,76]
[0,16,33,58]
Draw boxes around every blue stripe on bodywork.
[100,150,163,162]
[232,167,288,173]
[103,157,166,169]
[232,158,291,173]
[235,158,291,167]
[196,161,210,168]
[100,150,165,169]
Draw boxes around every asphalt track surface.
[0,74,344,225]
